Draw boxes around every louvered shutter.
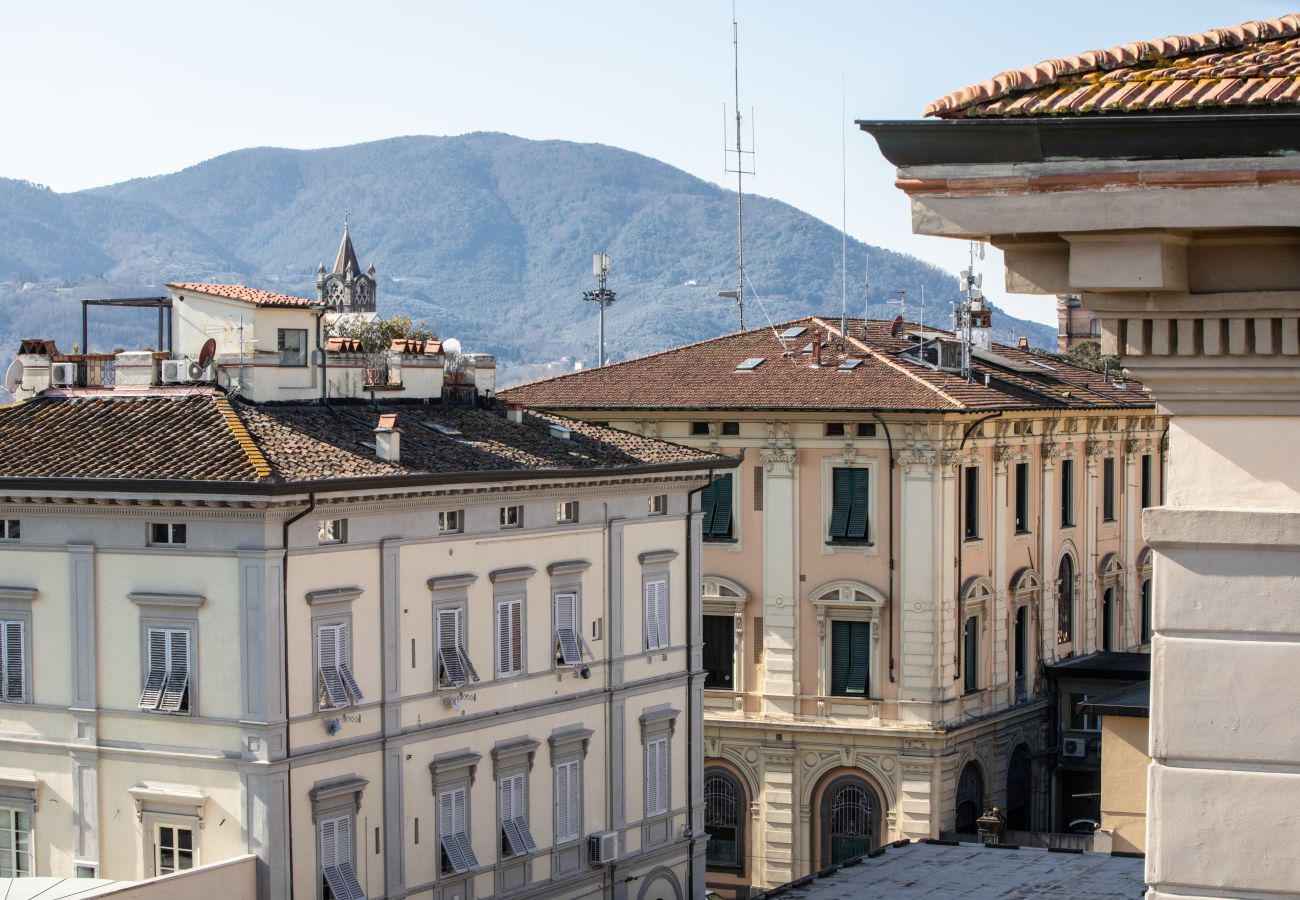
[830,621,851,696]
[554,593,581,665]
[846,621,871,695]
[436,609,466,686]
[496,601,512,677]
[554,764,569,841]
[159,629,190,712]
[320,816,337,870]
[643,581,657,650]
[337,624,363,704]
[139,628,167,709]
[658,739,670,813]
[710,475,733,537]
[318,625,348,707]
[510,601,523,675]
[566,762,581,839]
[828,468,853,538]
[846,469,870,539]
[699,479,718,536]
[1,620,23,702]
[654,581,669,650]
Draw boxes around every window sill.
[703,537,738,545]
[825,539,873,547]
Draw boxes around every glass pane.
[178,848,194,870]
[160,847,175,873]
[177,828,192,850]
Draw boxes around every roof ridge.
[214,395,274,479]
[925,13,1300,117]
[813,316,968,410]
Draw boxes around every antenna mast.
[957,240,987,382]
[840,71,848,349]
[584,253,616,367]
[719,5,754,331]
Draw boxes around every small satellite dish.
[197,337,217,370]
[890,316,904,337]
[3,358,22,394]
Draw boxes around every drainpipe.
[954,413,1002,679]
[601,501,620,897]
[684,471,714,900]
[281,492,316,896]
[870,414,896,683]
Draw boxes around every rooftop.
[1080,681,1151,718]
[0,391,725,491]
[502,317,1151,414]
[167,282,322,308]
[753,839,1145,899]
[926,14,1300,119]
[1043,651,1152,681]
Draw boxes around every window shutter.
[567,762,581,838]
[964,617,979,691]
[334,815,351,869]
[510,601,523,675]
[710,475,733,537]
[159,629,190,712]
[829,469,853,538]
[320,816,337,869]
[846,469,870,539]
[700,479,718,535]
[753,465,764,511]
[643,581,658,650]
[139,628,167,710]
[318,624,348,707]
[830,621,851,696]
[436,609,466,686]
[554,763,570,841]
[657,739,670,813]
[1,620,23,702]
[554,593,581,665]
[655,581,669,650]
[497,601,512,676]
[846,622,871,695]
[337,624,363,704]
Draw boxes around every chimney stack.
[811,339,823,368]
[1017,337,1029,350]
[375,413,401,463]
[505,402,525,425]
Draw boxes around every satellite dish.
[890,316,904,337]
[197,337,217,369]
[3,358,22,394]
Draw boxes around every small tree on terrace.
[326,314,437,353]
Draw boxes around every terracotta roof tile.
[167,283,321,308]
[925,14,1300,118]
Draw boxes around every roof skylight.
[838,359,863,371]
[735,357,765,371]
[780,326,808,339]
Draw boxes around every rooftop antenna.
[718,2,755,331]
[888,288,906,325]
[863,256,871,323]
[839,71,848,351]
[583,252,616,366]
[957,240,987,382]
[919,282,925,333]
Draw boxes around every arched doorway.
[703,766,746,875]
[1005,745,1032,831]
[955,762,985,834]
[818,774,883,866]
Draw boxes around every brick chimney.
[375,413,401,463]
[505,401,525,425]
[811,339,823,368]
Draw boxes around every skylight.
[735,357,765,371]
[838,359,862,371]
[780,326,808,339]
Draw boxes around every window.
[1057,555,1075,644]
[645,736,670,817]
[1,620,26,703]
[690,421,711,436]
[856,423,876,437]
[0,808,32,877]
[643,578,668,651]
[435,608,479,688]
[963,466,980,540]
[556,501,579,524]
[753,465,764,511]
[495,597,523,679]
[1141,578,1152,644]
[318,518,347,544]
[1060,459,1075,527]
[553,592,582,666]
[1005,745,1032,831]
[1102,587,1115,651]
[498,774,537,858]
[702,615,735,689]
[1102,458,1116,522]
[499,505,523,528]
[830,620,870,697]
[438,510,463,534]
[149,522,186,546]
[721,421,740,436]
[700,474,734,540]
[439,786,478,874]
[553,760,582,844]
[648,494,667,516]
[155,823,195,876]
[820,776,878,866]
[704,769,744,872]
[316,623,363,709]
[320,814,365,898]
[963,616,979,692]
[1014,462,1030,534]
[825,422,846,437]
[277,328,308,366]
[828,468,869,542]
[1071,694,1101,732]
[1141,454,1153,509]
[955,763,984,834]
[139,628,190,714]
[0,520,17,541]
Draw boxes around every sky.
[2,1,1289,326]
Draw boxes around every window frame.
[812,582,884,703]
[148,522,187,547]
[648,494,667,516]
[138,624,194,715]
[1102,457,1116,523]
[555,501,579,524]
[434,603,479,689]
[0,614,30,704]
[437,509,464,535]
[963,465,980,541]
[499,504,523,529]
[0,520,18,542]
[494,593,525,680]
[1014,461,1031,534]
[1057,553,1077,645]
[154,821,197,876]
[638,705,678,844]
[703,767,746,874]
[720,421,740,436]
[314,618,364,710]
[317,518,347,545]
[643,575,669,653]
[826,465,871,545]
[277,327,309,367]
[430,752,480,879]
[547,724,592,876]
[702,577,749,696]
[0,806,32,878]
[1060,458,1076,528]
[1141,454,1153,509]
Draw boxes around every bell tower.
[316,213,377,314]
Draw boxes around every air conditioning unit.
[161,359,188,384]
[588,831,619,866]
[1062,737,1087,758]
[51,362,78,386]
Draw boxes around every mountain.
[0,134,1055,394]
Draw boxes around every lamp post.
[584,253,616,367]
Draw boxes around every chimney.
[505,401,525,425]
[1017,337,1029,350]
[375,413,401,463]
[970,307,993,351]
[811,339,822,368]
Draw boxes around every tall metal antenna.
[889,288,906,323]
[719,3,754,331]
[863,256,871,323]
[584,252,616,366]
[957,240,987,382]
[840,71,848,350]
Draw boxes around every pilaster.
[759,447,798,716]
[758,744,796,886]
[897,450,940,722]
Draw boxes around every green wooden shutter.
[830,621,851,695]
[709,474,734,538]
[829,469,853,538]
[846,470,870,540]
[700,479,718,535]
[846,622,870,695]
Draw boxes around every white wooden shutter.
[553,592,581,665]
[555,760,581,843]
[438,787,477,873]
[317,624,348,707]
[158,629,190,712]
[646,738,669,816]
[1,620,24,703]
[139,628,167,709]
[337,623,363,704]
[657,738,670,814]
[496,599,522,677]
[646,579,668,650]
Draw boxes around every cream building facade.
[0,282,731,900]
[505,315,1164,896]
[861,13,1300,899]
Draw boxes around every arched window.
[955,762,984,834]
[1138,547,1153,644]
[1057,555,1075,644]
[704,768,745,873]
[1005,745,1031,831]
[820,776,880,866]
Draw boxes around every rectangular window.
[155,823,196,876]
[648,494,667,516]
[702,615,735,690]
[0,520,18,541]
[149,522,186,546]
[963,466,980,540]
[556,501,579,524]
[277,328,308,367]
[1060,459,1075,527]
[499,505,523,529]
[1,620,26,703]
[438,510,463,534]
[690,421,711,436]
[828,468,870,542]
[439,787,478,874]
[1102,458,1116,522]
[825,422,846,437]
[0,808,32,877]
[553,592,582,666]
[963,616,979,693]
[1014,462,1030,534]
[753,465,764,512]
[554,760,582,844]
[643,578,668,651]
[1141,454,1153,509]
[829,620,870,697]
[1071,694,1101,732]
[495,598,524,679]
[435,607,479,688]
[316,623,363,709]
[700,474,734,540]
[319,814,365,899]
[645,737,670,817]
[720,421,740,436]
[856,423,876,437]
[317,518,347,545]
[139,628,190,714]
[499,773,537,858]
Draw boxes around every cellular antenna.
[719,3,755,331]
[583,253,616,366]
[840,71,848,350]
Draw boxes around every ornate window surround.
[702,576,750,700]
[811,581,885,702]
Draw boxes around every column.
[758,746,796,885]
[759,446,798,717]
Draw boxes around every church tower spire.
[317,213,377,314]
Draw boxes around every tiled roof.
[926,14,1300,118]
[502,317,1152,413]
[0,390,721,487]
[167,283,321,308]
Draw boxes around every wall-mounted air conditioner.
[51,362,78,386]
[1062,737,1087,758]
[161,359,188,384]
[588,831,619,866]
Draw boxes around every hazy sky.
[3,1,1287,325]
